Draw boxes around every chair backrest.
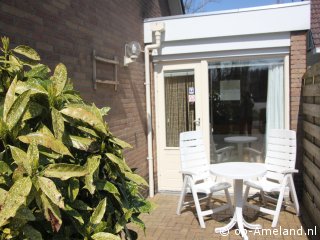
[180,131,209,174]
[264,129,296,182]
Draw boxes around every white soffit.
[144,2,310,43]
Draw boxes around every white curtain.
[266,64,284,140]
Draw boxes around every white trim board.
[153,47,289,62]
[158,33,291,56]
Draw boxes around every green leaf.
[43,163,88,180]
[13,45,40,61]
[84,155,100,194]
[10,146,27,166]
[22,102,43,122]
[1,36,9,51]
[9,146,32,175]
[16,79,48,95]
[6,90,31,130]
[124,172,148,186]
[0,117,7,139]
[69,200,92,211]
[3,76,17,121]
[66,135,99,152]
[40,193,62,232]
[76,125,99,138]
[15,205,35,221]
[64,204,84,224]
[38,124,55,138]
[22,224,43,240]
[18,132,72,157]
[96,181,121,203]
[51,108,64,140]
[24,64,50,79]
[68,178,79,202]
[131,215,145,231]
[60,105,107,135]
[51,63,67,96]
[38,176,64,209]
[27,141,39,174]
[12,166,26,182]
[110,137,132,149]
[89,198,106,225]
[0,177,32,227]
[0,161,12,175]
[39,147,61,160]
[100,107,110,116]
[0,189,8,205]
[8,55,22,72]
[91,232,121,240]
[106,153,131,172]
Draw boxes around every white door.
[154,62,210,192]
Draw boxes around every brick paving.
[128,193,313,240]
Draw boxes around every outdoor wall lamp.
[124,41,142,66]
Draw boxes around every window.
[209,58,284,162]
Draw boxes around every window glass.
[165,70,195,147]
[208,58,284,163]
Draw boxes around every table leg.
[215,179,262,239]
[234,179,248,239]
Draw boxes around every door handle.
[194,118,200,126]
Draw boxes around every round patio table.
[210,162,266,240]
[224,136,257,160]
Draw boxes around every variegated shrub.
[0,37,152,240]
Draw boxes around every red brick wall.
[0,0,170,192]
[290,31,307,198]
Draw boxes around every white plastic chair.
[176,131,233,228]
[210,132,235,163]
[244,147,263,162]
[243,129,300,227]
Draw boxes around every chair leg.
[243,186,250,205]
[271,187,286,228]
[260,190,267,206]
[288,175,300,216]
[191,186,206,228]
[206,192,213,208]
[177,176,188,215]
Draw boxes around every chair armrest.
[216,146,235,154]
[180,170,199,176]
[244,147,261,155]
[280,169,299,174]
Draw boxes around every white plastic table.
[224,136,257,159]
[210,162,266,240]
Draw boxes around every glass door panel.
[164,70,195,147]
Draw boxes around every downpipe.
[144,28,163,198]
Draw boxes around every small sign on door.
[188,87,195,95]
[188,94,195,103]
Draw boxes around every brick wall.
[0,0,170,193]
[290,31,307,198]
